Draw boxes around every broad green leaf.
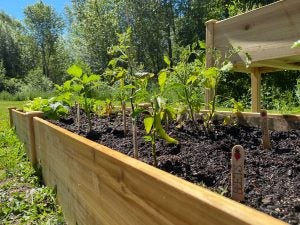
[199,41,206,49]
[203,67,218,78]
[158,70,167,89]
[164,55,171,66]
[186,75,198,85]
[87,74,100,83]
[67,65,82,77]
[116,69,126,79]
[72,84,83,92]
[82,74,89,84]
[54,84,62,92]
[156,96,166,109]
[144,117,154,134]
[63,80,72,89]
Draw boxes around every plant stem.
[122,100,127,136]
[152,132,157,167]
[84,96,92,132]
[208,88,216,122]
[184,86,196,123]
[132,118,138,159]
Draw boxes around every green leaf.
[87,74,100,83]
[116,69,126,79]
[186,75,198,85]
[82,74,89,84]
[291,40,300,48]
[203,67,218,78]
[165,106,176,120]
[156,96,166,109]
[144,117,154,134]
[143,135,153,142]
[158,70,167,89]
[72,84,83,92]
[154,114,179,144]
[108,59,117,67]
[164,55,171,66]
[199,41,206,49]
[123,84,136,89]
[63,80,72,89]
[67,65,82,77]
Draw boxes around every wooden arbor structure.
[205,0,300,112]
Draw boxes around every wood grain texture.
[211,0,300,72]
[10,109,43,166]
[32,117,287,225]
[250,68,261,112]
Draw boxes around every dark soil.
[49,108,300,225]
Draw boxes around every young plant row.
[25,28,243,166]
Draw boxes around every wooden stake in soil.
[260,110,271,149]
[132,118,138,159]
[76,102,80,132]
[231,145,245,202]
[122,100,127,136]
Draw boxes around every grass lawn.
[0,101,65,224]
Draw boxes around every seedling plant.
[143,69,179,167]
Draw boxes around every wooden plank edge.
[33,116,288,225]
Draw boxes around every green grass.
[0,101,65,224]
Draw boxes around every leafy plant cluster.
[24,28,243,166]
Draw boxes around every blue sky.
[0,0,71,21]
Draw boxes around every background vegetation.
[0,0,299,112]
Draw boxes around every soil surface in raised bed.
[48,108,300,225]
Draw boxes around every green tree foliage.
[24,2,64,79]
[67,0,119,73]
[0,12,26,78]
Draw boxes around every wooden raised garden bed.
[9,108,297,225]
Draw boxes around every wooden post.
[231,145,245,202]
[260,110,271,149]
[122,100,127,136]
[76,102,80,132]
[8,107,16,128]
[205,19,217,110]
[251,68,261,112]
[26,111,44,168]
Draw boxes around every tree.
[0,12,24,78]
[24,1,64,78]
[67,0,119,74]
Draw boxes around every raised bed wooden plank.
[32,116,287,225]
[9,109,43,166]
